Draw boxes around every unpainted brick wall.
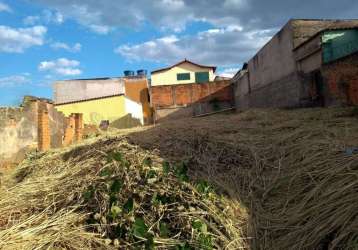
[38,110,50,151]
[63,113,84,146]
[321,53,358,106]
[150,80,233,122]
[0,96,84,168]
[151,80,233,108]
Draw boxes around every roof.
[58,77,120,82]
[151,59,217,74]
[57,75,146,82]
[293,26,358,51]
[55,94,124,106]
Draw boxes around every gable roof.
[151,59,217,74]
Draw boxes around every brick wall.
[38,110,50,152]
[74,113,83,142]
[151,80,232,108]
[63,115,76,147]
[0,96,84,169]
[321,52,358,106]
[151,80,233,122]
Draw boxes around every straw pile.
[0,135,247,249]
[1,107,358,250]
[127,107,358,250]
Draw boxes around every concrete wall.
[124,97,144,125]
[295,34,322,73]
[0,105,37,166]
[233,72,250,110]
[55,95,126,125]
[151,62,215,86]
[124,78,152,124]
[54,78,125,104]
[234,21,303,109]
[234,19,358,110]
[247,22,297,91]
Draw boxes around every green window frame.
[195,72,210,83]
[177,73,191,81]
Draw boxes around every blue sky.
[0,0,357,106]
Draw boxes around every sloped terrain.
[0,133,246,249]
[1,107,358,250]
[126,107,358,250]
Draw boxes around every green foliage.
[83,186,95,201]
[151,192,172,205]
[99,167,112,177]
[131,218,155,249]
[132,218,148,238]
[175,242,193,250]
[192,219,213,250]
[174,162,189,182]
[196,180,213,195]
[123,197,134,213]
[162,161,170,175]
[197,234,213,250]
[109,194,118,206]
[147,169,157,179]
[143,157,153,167]
[107,151,124,163]
[159,222,170,238]
[110,179,123,194]
[192,220,207,234]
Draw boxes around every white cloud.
[51,42,82,52]
[43,10,64,24]
[88,24,111,34]
[0,25,47,53]
[38,58,82,76]
[33,0,358,34]
[116,27,275,66]
[0,75,30,87]
[23,16,41,26]
[0,2,11,12]
[218,67,241,78]
[23,10,64,26]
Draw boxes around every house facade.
[151,59,216,86]
[150,60,234,122]
[232,19,358,110]
[54,77,151,128]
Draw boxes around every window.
[177,73,191,81]
[195,72,209,83]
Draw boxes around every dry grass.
[0,132,247,249]
[1,107,358,249]
[127,107,358,250]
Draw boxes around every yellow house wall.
[151,62,215,86]
[55,95,126,125]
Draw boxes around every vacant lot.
[1,107,358,249]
